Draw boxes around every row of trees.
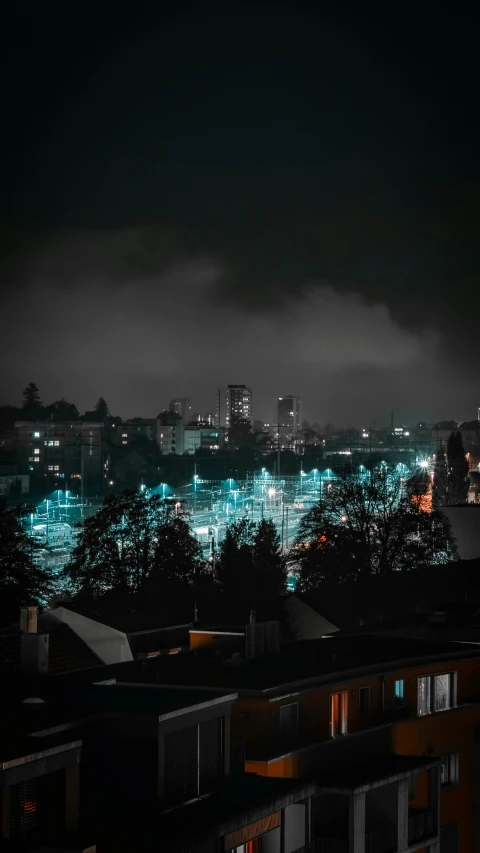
[0,463,459,623]
[0,382,111,430]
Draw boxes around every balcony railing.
[365,824,397,853]
[408,808,436,844]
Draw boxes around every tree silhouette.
[295,467,457,590]
[0,501,51,625]
[21,382,43,417]
[94,397,110,419]
[447,431,469,504]
[64,490,205,596]
[432,447,447,507]
[216,517,286,595]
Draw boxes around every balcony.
[408,808,436,845]
[365,824,397,853]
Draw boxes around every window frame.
[329,690,348,738]
[417,672,457,717]
[394,679,405,707]
[440,753,459,787]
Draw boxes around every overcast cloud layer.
[0,228,464,426]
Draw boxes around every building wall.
[393,705,480,852]
[14,421,103,492]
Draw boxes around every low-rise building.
[14,420,103,493]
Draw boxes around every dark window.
[359,686,370,715]
[408,774,416,800]
[164,718,223,806]
[279,702,298,736]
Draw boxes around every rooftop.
[68,632,480,698]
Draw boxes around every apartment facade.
[217,385,253,428]
[14,420,103,493]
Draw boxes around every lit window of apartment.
[330,691,348,737]
[54,440,59,446]
[417,672,456,716]
[358,686,370,715]
[34,448,40,455]
[34,431,40,438]
[122,433,128,438]
[394,679,404,706]
[122,441,127,445]
[279,702,298,736]
[54,465,59,471]
[440,753,459,786]
[47,440,54,446]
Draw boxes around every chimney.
[249,607,256,625]
[20,605,38,634]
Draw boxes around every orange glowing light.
[24,800,37,813]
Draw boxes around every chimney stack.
[20,606,49,674]
[20,605,38,634]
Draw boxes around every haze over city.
[1,6,479,424]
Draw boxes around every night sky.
[1,5,478,426]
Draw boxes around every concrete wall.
[442,506,480,560]
[285,595,339,640]
[50,607,133,664]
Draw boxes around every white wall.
[285,595,339,640]
[50,607,133,664]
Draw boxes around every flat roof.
[87,682,237,718]
[74,633,480,698]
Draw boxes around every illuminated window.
[54,440,59,446]
[330,691,348,737]
[122,441,127,445]
[417,673,456,716]
[34,448,40,455]
[48,440,54,446]
[394,679,404,706]
[122,433,128,438]
[33,431,40,438]
[33,458,40,463]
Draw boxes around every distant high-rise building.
[277,395,300,438]
[217,385,253,427]
[169,397,192,423]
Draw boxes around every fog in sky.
[1,6,479,426]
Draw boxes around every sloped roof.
[0,614,102,674]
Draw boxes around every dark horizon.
[1,6,479,425]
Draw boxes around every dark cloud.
[1,6,479,424]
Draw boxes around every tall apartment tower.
[277,395,301,437]
[217,385,253,427]
[169,398,192,423]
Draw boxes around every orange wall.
[189,630,243,649]
[393,705,480,852]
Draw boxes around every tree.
[0,501,51,625]
[150,513,206,586]
[21,382,43,417]
[432,447,447,507]
[228,415,255,450]
[216,517,286,596]
[252,519,287,595]
[447,431,469,504]
[94,397,110,419]
[44,398,79,421]
[295,467,457,591]
[63,490,206,596]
